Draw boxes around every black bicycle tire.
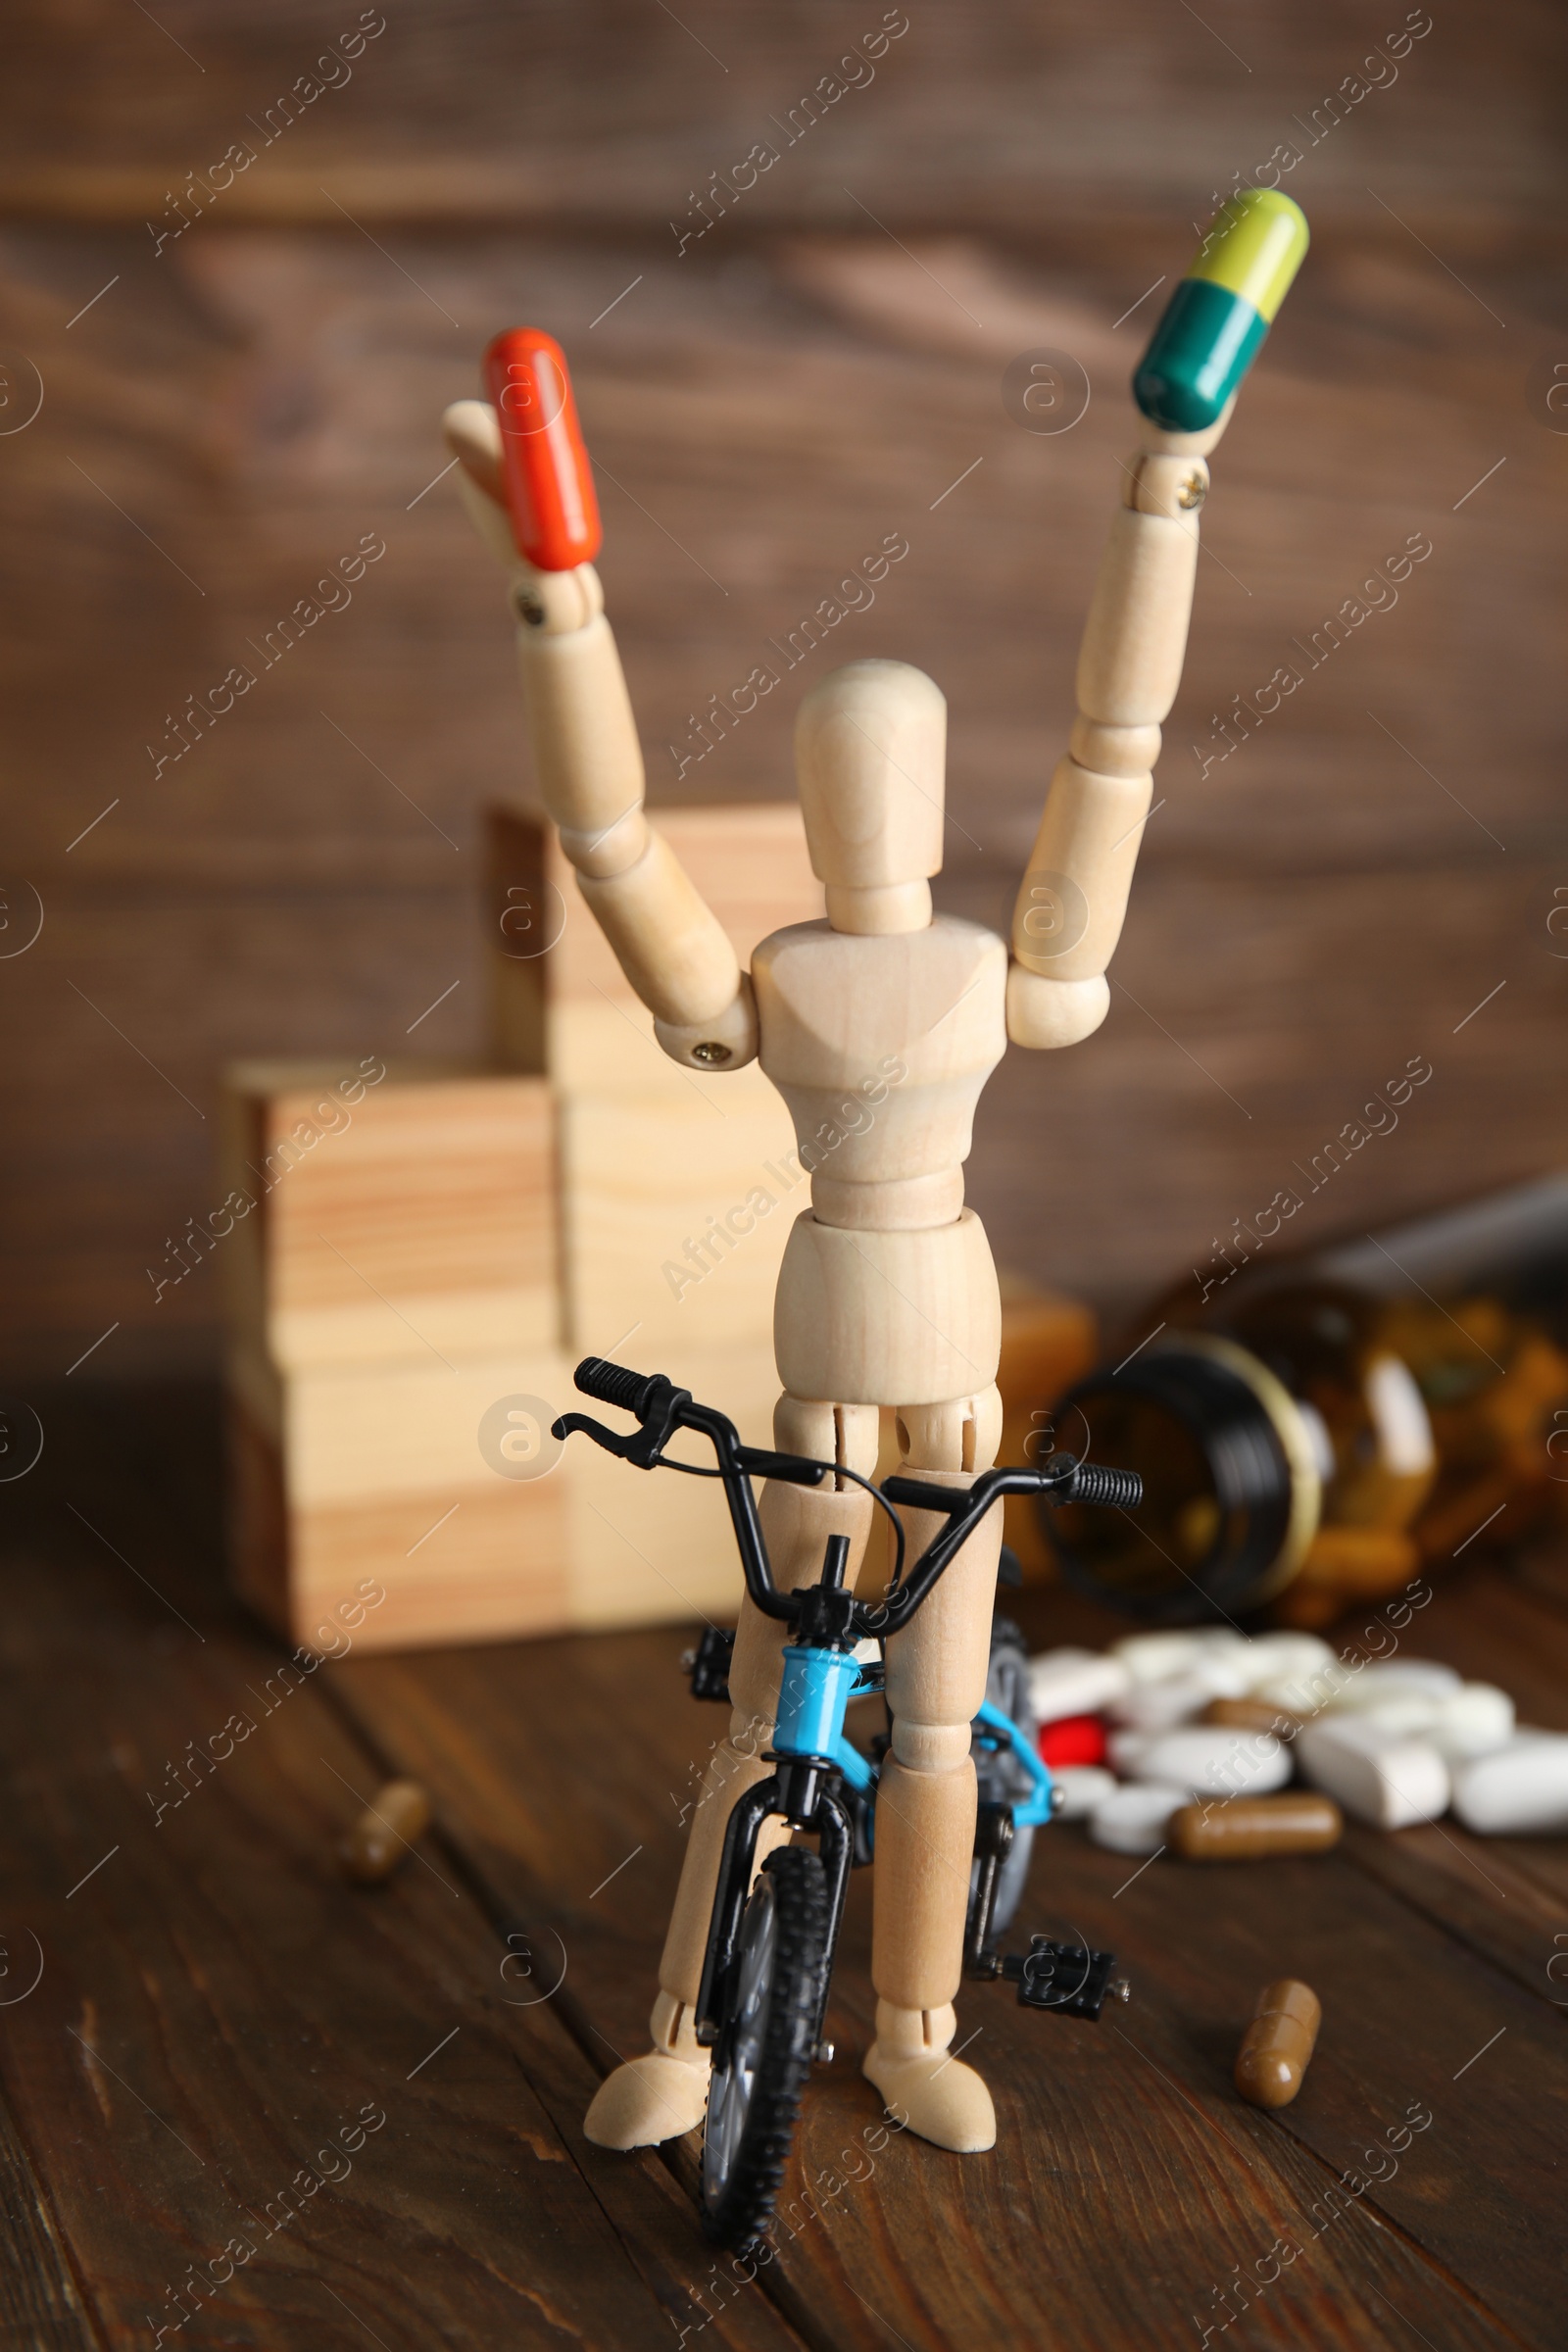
[701,1844,830,2253]
[969,1616,1038,1939]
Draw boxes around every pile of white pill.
[1027,1626,1568,1857]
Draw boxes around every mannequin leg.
[864,1385,1004,2152]
[583,1396,877,2147]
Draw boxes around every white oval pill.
[1133,1727,1292,1799]
[1108,1672,1223,1733]
[1452,1733,1568,1835]
[1107,1728,1153,1776]
[1329,1660,1461,1707]
[1236,1633,1335,1689]
[1432,1683,1515,1764]
[1339,1691,1445,1740]
[1187,1631,1259,1666]
[1050,1764,1118,1821]
[1297,1716,1449,1831]
[1111,1632,1209,1684]
[1028,1645,1132,1723]
[1255,1666,1354,1719]
[1090,1783,1187,1856]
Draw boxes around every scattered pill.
[1170,1793,1342,1861]
[1089,1783,1187,1856]
[1109,1673,1216,1732]
[1130,1727,1293,1799]
[1028,1645,1131,1722]
[1328,1659,1462,1707]
[1032,1633,1535,1849]
[1333,1690,1446,1740]
[1235,1978,1321,2108]
[1431,1683,1515,1766]
[1110,1631,1211,1684]
[1039,1712,1107,1769]
[1203,1696,1301,1738]
[1254,1669,1346,1717]
[342,1780,432,1884]
[1111,1629,1257,1681]
[1109,1654,1259,1728]
[1234,1632,1334,1688]
[1050,1764,1118,1821]
[1187,1630,1260,1663]
[1452,1732,1568,1836]
[1107,1727,1153,1776]
[1297,1716,1448,1831]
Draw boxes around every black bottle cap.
[1047,1345,1297,1621]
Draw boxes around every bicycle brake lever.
[552,1409,639,1458]
[552,1401,685,1469]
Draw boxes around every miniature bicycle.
[555,1357,1141,2251]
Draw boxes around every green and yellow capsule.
[1134,191,1308,434]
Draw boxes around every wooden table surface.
[4,1379,1565,2352]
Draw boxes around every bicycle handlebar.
[554,1357,1141,1642]
[574,1356,666,1416]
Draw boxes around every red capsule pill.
[481,326,602,571]
[1040,1712,1107,1769]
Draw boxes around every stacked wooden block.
[228,806,813,1650]
[223,1057,568,1650]
[223,803,1096,1653]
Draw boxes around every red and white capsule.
[482,326,602,571]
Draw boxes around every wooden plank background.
[1,0,1564,1380]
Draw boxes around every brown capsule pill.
[342,1780,431,1884]
[1201,1696,1303,1737]
[1235,1978,1321,2109]
[1170,1793,1343,1861]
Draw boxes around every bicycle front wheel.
[969,1614,1038,1938]
[701,1844,829,2252]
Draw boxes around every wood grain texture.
[1,0,1563,1379]
[0,1383,807,2352]
[0,0,1555,237]
[220,1060,560,1368]
[0,2094,97,2352]
[324,1524,1561,2352]
[5,1377,1567,2345]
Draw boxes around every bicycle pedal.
[684,1626,735,1701]
[1002,1936,1129,2020]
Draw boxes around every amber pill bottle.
[1046,1175,1568,1626]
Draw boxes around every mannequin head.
[794,660,946,934]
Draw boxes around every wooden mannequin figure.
[443,193,1307,2157]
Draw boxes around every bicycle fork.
[694,1642,866,2064]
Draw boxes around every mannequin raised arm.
[1006,192,1308,1052]
[444,328,756,1071]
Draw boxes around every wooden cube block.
[487,800,823,1093]
[220,1060,559,1370]
[228,1346,575,1649]
[229,1338,784,1652]
[560,1080,805,1357]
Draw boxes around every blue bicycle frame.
[773,1648,1055,1828]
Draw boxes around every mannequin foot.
[583,2048,710,2148]
[862,2001,995,2153]
[583,1990,710,2150]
